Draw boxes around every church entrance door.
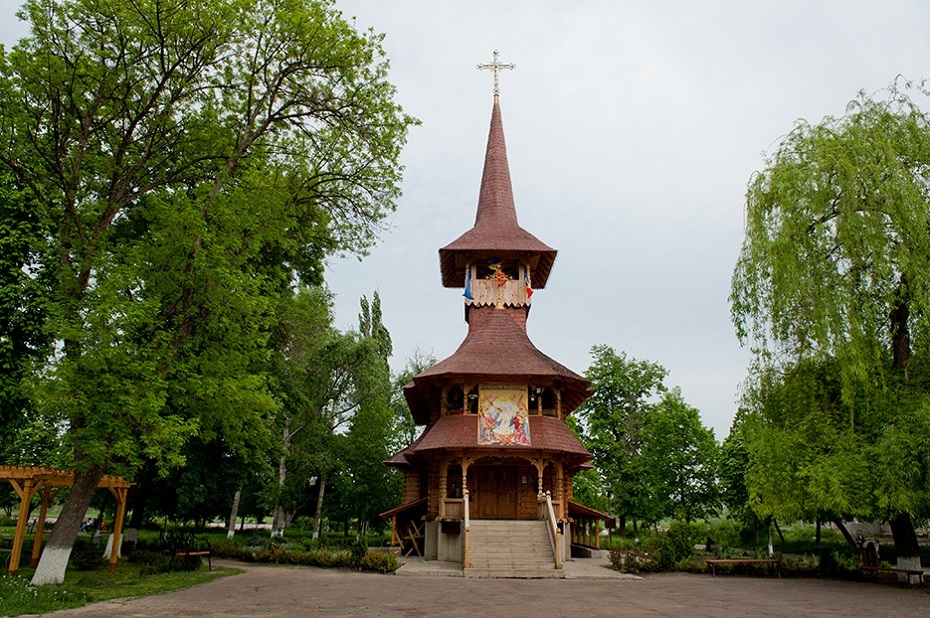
[474,466,517,519]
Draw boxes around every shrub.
[70,549,103,571]
[128,549,172,575]
[608,549,658,574]
[359,550,399,573]
[654,521,694,569]
[213,540,255,562]
[350,536,368,565]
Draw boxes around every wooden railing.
[465,279,529,307]
[539,491,562,569]
[463,489,471,568]
[443,498,464,520]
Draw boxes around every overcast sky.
[4,1,930,439]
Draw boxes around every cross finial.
[477,50,515,100]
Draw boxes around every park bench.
[161,530,212,571]
[859,542,923,585]
[706,558,782,577]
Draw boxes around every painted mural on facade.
[478,385,531,446]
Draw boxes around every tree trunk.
[226,489,241,540]
[889,512,921,579]
[31,465,105,585]
[773,519,785,544]
[271,426,291,539]
[618,515,626,537]
[312,475,326,540]
[831,518,857,552]
[815,517,821,547]
[766,518,774,557]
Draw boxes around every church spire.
[438,55,557,291]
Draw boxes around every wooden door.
[475,467,517,519]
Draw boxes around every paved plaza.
[32,557,930,618]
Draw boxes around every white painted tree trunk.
[271,426,291,539]
[767,524,774,557]
[227,489,241,539]
[32,466,104,585]
[896,555,921,583]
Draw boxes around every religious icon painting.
[477,385,531,446]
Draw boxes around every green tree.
[335,292,403,534]
[640,388,720,522]
[731,82,930,571]
[0,179,52,464]
[0,0,413,584]
[574,345,667,534]
[390,347,435,445]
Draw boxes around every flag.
[463,265,474,300]
[524,270,533,298]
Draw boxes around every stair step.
[465,567,565,579]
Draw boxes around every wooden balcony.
[466,279,529,307]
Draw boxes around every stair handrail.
[541,491,562,569]
[463,488,470,568]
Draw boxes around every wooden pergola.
[1,465,132,575]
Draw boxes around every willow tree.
[0,0,413,584]
[731,83,930,572]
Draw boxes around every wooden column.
[108,486,129,572]
[438,460,448,519]
[555,461,564,519]
[9,478,37,575]
[30,485,52,567]
[556,389,563,420]
[531,458,545,498]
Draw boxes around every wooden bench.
[859,542,923,584]
[706,558,782,577]
[162,531,212,571]
[860,565,924,584]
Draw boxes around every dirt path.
[33,560,930,618]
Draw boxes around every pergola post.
[107,486,129,572]
[9,478,38,575]
[30,485,52,567]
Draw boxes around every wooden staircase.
[464,520,564,579]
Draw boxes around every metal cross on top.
[477,50,515,97]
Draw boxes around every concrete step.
[467,520,557,574]
[464,567,565,579]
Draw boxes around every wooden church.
[383,59,609,577]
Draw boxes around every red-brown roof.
[388,414,592,464]
[403,309,591,424]
[439,100,557,289]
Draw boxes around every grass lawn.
[0,561,241,617]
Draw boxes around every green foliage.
[576,345,719,525]
[350,535,369,565]
[0,0,414,580]
[608,549,657,574]
[575,345,667,523]
[0,0,415,469]
[359,550,399,573]
[0,564,237,616]
[654,521,695,569]
[640,389,720,521]
[69,549,103,572]
[0,575,89,616]
[215,541,354,569]
[127,550,172,576]
[731,82,930,556]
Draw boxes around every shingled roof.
[439,100,557,289]
[385,414,593,468]
[403,309,591,424]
